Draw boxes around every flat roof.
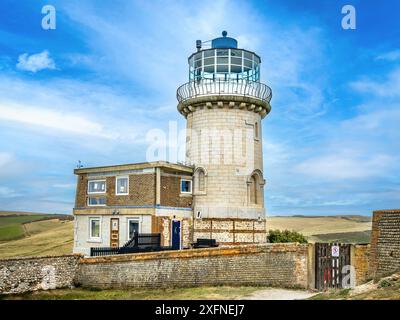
[74,161,193,175]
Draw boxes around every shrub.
[378,279,394,288]
[267,229,308,244]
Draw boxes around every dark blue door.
[172,220,181,250]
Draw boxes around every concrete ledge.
[0,253,83,262]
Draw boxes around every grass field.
[0,215,56,242]
[1,286,266,300]
[0,219,73,259]
[0,211,73,259]
[266,215,372,243]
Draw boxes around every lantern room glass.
[188,48,260,82]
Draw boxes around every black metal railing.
[122,233,161,249]
[90,233,173,257]
[176,79,272,104]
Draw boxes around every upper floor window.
[88,197,106,206]
[116,176,129,195]
[88,180,106,194]
[181,179,192,194]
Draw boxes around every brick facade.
[193,217,266,244]
[369,209,400,279]
[160,174,192,208]
[352,244,371,285]
[75,173,156,208]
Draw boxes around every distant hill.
[266,215,372,244]
[0,211,73,243]
[0,210,72,217]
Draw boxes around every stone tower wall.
[187,107,264,220]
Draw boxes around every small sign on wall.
[332,245,340,257]
[112,219,119,231]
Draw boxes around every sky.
[0,0,399,216]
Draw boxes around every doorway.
[315,243,351,290]
[171,220,181,250]
[110,218,119,247]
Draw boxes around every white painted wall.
[73,214,152,257]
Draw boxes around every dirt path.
[239,288,316,300]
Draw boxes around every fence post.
[134,232,139,247]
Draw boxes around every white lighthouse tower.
[177,31,272,244]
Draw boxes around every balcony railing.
[176,79,272,104]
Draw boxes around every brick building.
[73,31,272,256]
[73,162,193,256]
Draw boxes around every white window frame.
[88,217,101,242]
[87,197,106,207]
[115,176,129,195]
[87,179,106,194]
[127,218,141,241]
[180,178,192,194]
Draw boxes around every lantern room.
[188,31,261,82]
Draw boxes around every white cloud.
[0,186,21,198]
[16,50,56,72]
[0,102,115,138]
[0,152,13,168]
[350,67,400,97]
[53,183,75,189]
[295,152,395,180]
[376,50,400,61]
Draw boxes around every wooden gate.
[315,243,351,291]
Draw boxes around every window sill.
[87,238,102,243]
[180,193,192,197]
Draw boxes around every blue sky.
[0,0,399,216]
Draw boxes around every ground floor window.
[89,217,101,240]
[128,219,140,239]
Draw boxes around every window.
[254,122,259,139]
[116,176,129,195]
[128,219,140,239]
[198,170,205,192]
[249,175,259,205]
[88,180,106,194]
[89,217,100,239]
[195,168,205,193]
[181,179,192,193]
[88,197,106,206]
[204,49,214,58]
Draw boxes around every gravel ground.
[240,288,317,300]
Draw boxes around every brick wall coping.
[0,253,83,263]
[80,243,307,264]
[373,209,400,214]
[74,161,193,175]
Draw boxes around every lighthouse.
[177,31,272,244]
